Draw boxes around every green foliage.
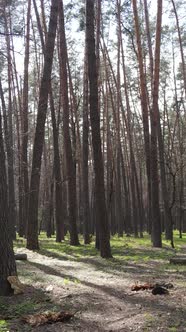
[0,319,9,332]
[168,327,178,332]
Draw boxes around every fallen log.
[15,254,27,261]
[170,256,186,264]
[22,311,74,326]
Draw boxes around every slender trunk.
[67,59,82,231]
[82,45,91,244]
[116,0,124,237]
[0,92,17,296]
[58,0,79,245]
[143,0,154,92]
[33,0,64,242]
[86,0,112,258]
[49,87,65,242]
[151,0,163,247]
[4,10,16,240]
[132,0,151,232]
[27,0,58,250]
[21,0,31,236]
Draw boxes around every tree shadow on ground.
[0,282,103,332]
[26,260,186,319]
[35,247,181,282]
[37,248,77,262]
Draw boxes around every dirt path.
[8,246,186,332]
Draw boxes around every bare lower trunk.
[0,93,17,296]
[58,0,79,245]
[86,0,112,258]
[27,0,58,250]
[151,0,163,248]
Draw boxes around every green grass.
[14,231,186,262]
[0,298,40,319]
[13,230,186,276]
[0,319,9,332]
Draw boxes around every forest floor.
[0,234,186,332]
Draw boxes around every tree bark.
[58,0,79,246]
[3,9,16,240]
[49,87,65,242]
[151,0,163,247]
[27,0,58,250]
[132,0,151,233]
[82,44,91,244]
[86,0,112,258]
[21,0,31,236]
[0,92,17,296]
[116,0,124,237]
[33,0,64,242]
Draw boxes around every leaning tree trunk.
[33,0,64,242]
[86,0,112,258]
[0,92,17,296]
[27,0,58,250]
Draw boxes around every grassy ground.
[14,230,186,258]
[14,230,186,271]
[0,231,185,332]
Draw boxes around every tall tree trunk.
[157,111,173,245]
[119,10,140,237]
[10,36,24,237]
[116,0,123,237]
[102,42,132,235]
[49,87,65,242]
[27,0,58,250]
[33,0,64,242]
[58,0,79,246]
[150,0,163,247]
[143,0,171,244]
[82,45,91,244]
[86,0,112,258]
[143,0,154,92]
[67,59,82,232]
[0,96,17,296]
[132,0,151,233]
[4,10,16,240]
[21,0,31,236]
